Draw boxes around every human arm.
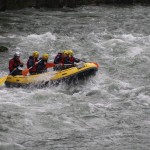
[9,59,14,72]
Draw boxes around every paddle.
[0,75,8,86]
[0,65,23,86]
[22,61,55,76]
[46,62,55,68]
[22,60,42,76]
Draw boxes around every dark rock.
[0,46,8,52]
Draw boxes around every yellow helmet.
[33,51,39,58]
[68,50,74,56]
[63,50,68,55]
[42,53,49,60]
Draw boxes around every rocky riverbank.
[0,0,150,11]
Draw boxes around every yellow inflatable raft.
[5,62,99,88]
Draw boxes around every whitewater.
[0,5,150,150]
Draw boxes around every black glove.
[20,64,23,67]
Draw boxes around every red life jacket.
[27,56,38,73]
[9,58,22,72]
[54,53,70,64]
[69,57,75,63]
[60,56,65,64]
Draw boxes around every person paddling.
[37,53,49,74]
[53,50,72,70]
[68,50,80,64]
[8,52,24,76]
[27,51,39,75]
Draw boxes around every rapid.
[0,5,150,150]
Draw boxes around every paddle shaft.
[30,59,42,69]
[22,59,42,76]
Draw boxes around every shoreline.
[0,0,150,11]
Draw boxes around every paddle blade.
[0,76,8,86]
[46,63,55,68]
[22,69,29,76]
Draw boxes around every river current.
[0,5,150,150]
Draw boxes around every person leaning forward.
[27,51,39,75]
[8,52,24,76]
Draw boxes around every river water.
[0,5,150,150]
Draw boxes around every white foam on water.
[128,47,143,57]
[137,94,150,104]
[0,35,5,38]
[26,32,56,41]
[14,32,57,56]
[0,71,8,77]
[28,71,56,84]
[0,142,25,150]
[120,34,138,42]
[8,34,17,38]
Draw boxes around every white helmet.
[14,51,20,57]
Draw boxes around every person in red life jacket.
[60,50,71,64]
[9,52,24,76]
[54,50,71,64]
[37,53,49,74]
[58,49,80,70]
[27,51,39,75]
[68,50,80,65]
[53,50,71,70]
